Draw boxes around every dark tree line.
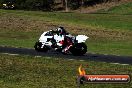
[0,0,120,11]
[63,0,120,10]
[0,0,54,10]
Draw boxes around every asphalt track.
[0,46,132,65]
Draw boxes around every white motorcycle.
[34,31,89,55]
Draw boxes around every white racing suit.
[54,34,73,53]
[54,34,64,47]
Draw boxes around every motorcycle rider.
[54,26,73,54]
[48,26,73,53]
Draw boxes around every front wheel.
[34,42,49,52]
[70,43,87,56]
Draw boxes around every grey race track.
[0,46,132,65]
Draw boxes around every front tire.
[70,43,87,56]
[34,42,49,52]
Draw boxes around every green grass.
[1,9,132,30]
[107,2,132,14]
[0,31,39,48]
[0,54,132,88]
[0,9,132,56]
[88,40,132,56]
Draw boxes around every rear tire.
[70,43,87,56]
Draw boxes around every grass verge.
[0,54,132,88]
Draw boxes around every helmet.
[56,26,66,35]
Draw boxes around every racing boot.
[62,45,72,54]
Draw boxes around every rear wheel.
[70,43,87,56]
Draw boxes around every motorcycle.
[34,31,89,55]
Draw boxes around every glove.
[49,30,53,32]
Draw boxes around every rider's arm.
[49,29,58,34]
